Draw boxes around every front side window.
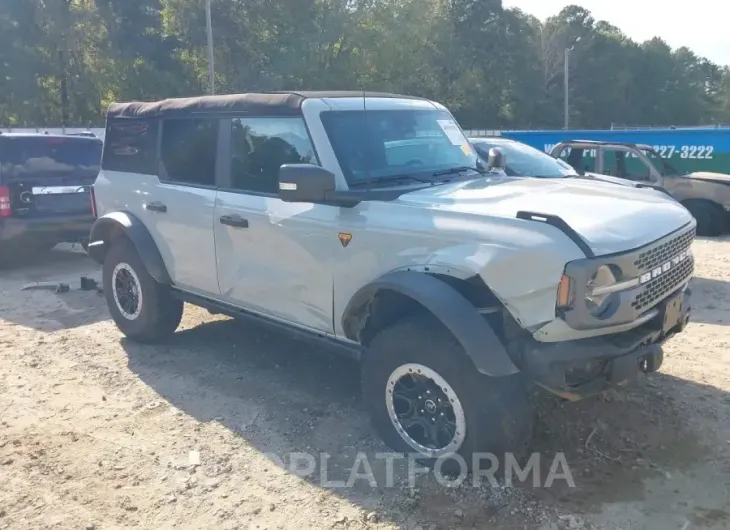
[560,147,596,174]
[473,141,575,178]
[320,109,479,187]
[159,118,218,186]
[229,117,316,194]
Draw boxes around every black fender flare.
[88,211,172,285]
[343,271,519,377]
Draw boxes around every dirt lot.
[1,240,729,530]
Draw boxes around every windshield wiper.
[349,174,435,188]
[432,166,484,178]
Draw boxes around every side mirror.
[487,147,506,170]
[278,164,336,203]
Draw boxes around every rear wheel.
[362,313,533,474]
[684,200,725,237]
[103,237,183,343]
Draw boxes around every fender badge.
[338,233,352,248]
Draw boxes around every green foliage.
[1,0,728,128]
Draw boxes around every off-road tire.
[103,237,183,343]
[361,313,534,475]
[684,200,725,237]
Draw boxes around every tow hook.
[639,345,664,374]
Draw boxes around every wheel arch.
[680,198,726,236]
[88,211,172,285]
[342,271,520,377]
[680,197,725,210]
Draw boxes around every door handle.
[219,214,249,228]
[144,201,167,213]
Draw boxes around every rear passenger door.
[214,116,336,333]
[101,117,221,295]
[142,118,222,295]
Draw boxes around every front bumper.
[519,285,691,400]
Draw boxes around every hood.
[579,172,639,187]
[685,171,730,185]
[397,177,694,256]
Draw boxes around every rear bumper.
[519,285,691,400]
[0,214,94,247]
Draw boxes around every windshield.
[0,136,102,177]
[642,148,680,176]
[473,140,576,178]
[320,109,480,187]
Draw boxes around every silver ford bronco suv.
[88,92,695,468]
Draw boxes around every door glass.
[604,149,650,181]
[560,147,594,173]
[229,117,317,194]
[159,118,218,186]
[103,119,158,175]
[602,149,622,177]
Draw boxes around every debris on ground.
[20,281,70,293]
[79,276,99,291]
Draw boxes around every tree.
[0,0,728,129]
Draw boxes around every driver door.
[213,116,337,333]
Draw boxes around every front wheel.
[361,314,534,474]
[684,200,725,237]
[103,238,183,343]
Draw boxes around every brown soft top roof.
[106,91,425,119]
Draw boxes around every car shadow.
[0,245,107,331]
[121,314,730,528]
[689,276,730,326]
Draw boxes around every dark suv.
[0,132,102,261]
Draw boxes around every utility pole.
[563,47,569,130]
[205,0,215,95]
[563,37,581,130]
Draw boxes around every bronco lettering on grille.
[639,249,691,284]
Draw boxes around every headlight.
[585,265,619,318]
[557,262,640,319]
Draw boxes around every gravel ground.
[0,240,729,530]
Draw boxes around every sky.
[503,0,730,67]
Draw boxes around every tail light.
[89,185,97,218]
[0,186,11,217]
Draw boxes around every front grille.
[633,226,695,270]
[631,254,693,311]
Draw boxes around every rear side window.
[102,119,159,175]
[0,137,102,179]
[159,118,218,186]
